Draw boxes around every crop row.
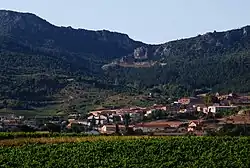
[1,137,250,168]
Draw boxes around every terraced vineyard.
[0,136,250,167]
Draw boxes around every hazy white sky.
[0,0,250,44]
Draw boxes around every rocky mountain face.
[2,10,250,70]
[114,26,250,66]
[155,26,250,58]
[105,25,250,94]
[0,10,144,61]
[101,25,250,71]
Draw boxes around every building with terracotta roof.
[99,124,133,134]
[188,120,203,132]
[134,120,184,133]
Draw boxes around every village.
[1,92,250,136]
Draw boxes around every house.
[2,119,21,131]
[207,106,216,113]
[99,124,133,134]
[196,104,207,112]
[110,114,123,123]
[67,119,90,128]
[89,109,117,116]
[178,98,191,105]
[188,120,203,132]
[207,106,238,114]
[152,104,167,111]
[178,97,204,106]
[87,114,109,125]
[134,122,170,133]
[179,109,187,113]
[67,121,89,132]
[145,105,167,116]
[134,121,184,133]
[0,114,18,121]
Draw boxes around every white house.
[203,107,208,114]
[87,114,108,125]
[207,106,216,113]
[207,106,238,114]
[188,121,203,132]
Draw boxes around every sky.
[0,0,250,44]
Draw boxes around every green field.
[0,136,250,167]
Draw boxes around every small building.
[87,114,109,125]
[178,98,191,105]
[196,104,207,112]
[99,124,133,134]
[207,106,238,114]
[89,109,117,116]
[178,97,203,105]
[145,105,167,116]
[134,121,184,133]
[2,119,21,131]
[188,120,203,132]
[179,109,187,113]
[134,123,170,133]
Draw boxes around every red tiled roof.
[135,121,183,128]
[102,124,134,128]
[135,123,170,128]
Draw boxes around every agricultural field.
[0,136,250,167]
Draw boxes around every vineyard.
[1,136,250,167]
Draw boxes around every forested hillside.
[0,10,145,114]
[1,10,250,114]
[106,26,250,94]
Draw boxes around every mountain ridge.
[1,10,250,115]
[0,9,145,62]
[0,9,135,39]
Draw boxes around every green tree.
[90,116,96,129]
[204,95,213,107]
[124,113,130,132]
[45,123,61,133]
